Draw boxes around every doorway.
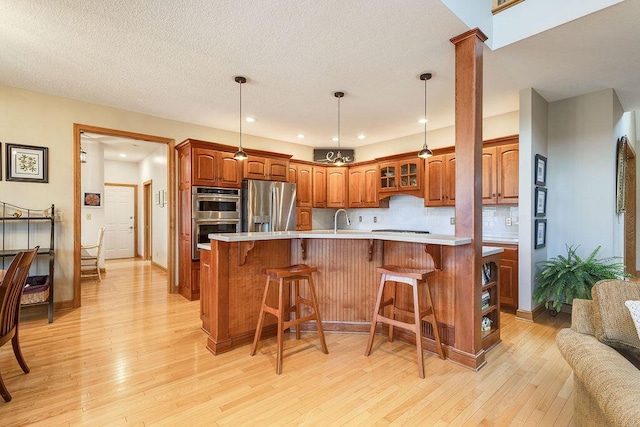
[73,124,175,308]
[143,180,152,261]
[104,184,137,259]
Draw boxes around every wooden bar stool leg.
[412,281,425,379]
[294,279,301,340]
[307,273,328,354]
[388,279,396,342]
[250,275,272,356]
[276,278,286,375]
[365,274,387,356]
[424,282,445,360]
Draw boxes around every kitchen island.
[198,230,503,370]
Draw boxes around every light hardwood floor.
[1,259,574,426]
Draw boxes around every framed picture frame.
[535,154,547,186]
[492,0,525,14]
[6,143,49,183]
[535,186,547,217]
[83,192,102,208]
[534,219,547,249]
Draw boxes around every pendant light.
[233,76,248,160]
[417,72,434,159]
[333,91,345,166]
[79,130,87,163]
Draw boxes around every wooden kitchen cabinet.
[296,207,313,230]
[312,166,327,208]
[176,139,243,301]
[292,162,313,207]
[424,154,455,207]
[379,157,422,197]
[244,155,289,181]
[348,163,381,208]
[482,141,519,205]
[484,243,518,311]
[498,245,518,310]
[326,167,348,208]
[189,147,243,188]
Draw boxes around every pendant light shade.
[417,72,434,159]
[233,76,248,160]
[333,91,345,166]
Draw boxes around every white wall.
[547,89,620,261]
[80,141,106,267]
[139,145,169,268]
[518,88,549,313]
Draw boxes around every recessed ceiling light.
[357,134,366,140]
[418,118,428,124]
[120,153,127,158]
[297,134,305,139]
[332,137,339,142]
[246,117,256,123]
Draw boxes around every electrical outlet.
[506,217,512,226]
[86,213,91,220]
[359,215,362,223]
[450,217,455,225]
[373,216,377,223]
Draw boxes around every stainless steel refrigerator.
[242,179,297,232]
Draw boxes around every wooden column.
[450,28,488,369]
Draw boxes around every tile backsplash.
[313,194,519,240]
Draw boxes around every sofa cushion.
[626,300,640,340]
[592,280,640,362]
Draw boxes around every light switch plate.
[450,217,455,225]
[506,217,512,226]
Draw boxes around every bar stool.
[364,265,445,378]
[250,264,328,374]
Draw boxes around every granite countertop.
[198,230,503,257]
[483,236,519,245]
[203,229,471,245]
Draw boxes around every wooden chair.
[0,246,39,402]
[81,226,105,281]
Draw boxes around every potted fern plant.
[533,245,629,316]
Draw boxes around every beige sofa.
[556,280,640,427]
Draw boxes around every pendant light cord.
[239,80,243,150]
[423,76,427,148]
[337,95,341,150]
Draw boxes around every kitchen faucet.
[334,209,351,234]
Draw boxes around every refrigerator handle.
[270,187,279,231]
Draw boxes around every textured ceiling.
[2,0,640,149]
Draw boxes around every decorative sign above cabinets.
[313,148,355,164]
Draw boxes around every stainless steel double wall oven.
[191,186,241,260]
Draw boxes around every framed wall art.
[535,186,547,217]
[83,192,102,208]
[6,143,49,183]
[492,0,525,14]
[534,219,547,249]
[535,154,547,186]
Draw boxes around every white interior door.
[104,185,135,259]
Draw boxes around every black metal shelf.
[1,202,55,323]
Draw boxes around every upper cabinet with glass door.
[378,156,423,198]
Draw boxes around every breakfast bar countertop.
[201,229,472,245]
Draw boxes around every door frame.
[143,180,152,261]
[73,124,175,308]
[104,183,139,259]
